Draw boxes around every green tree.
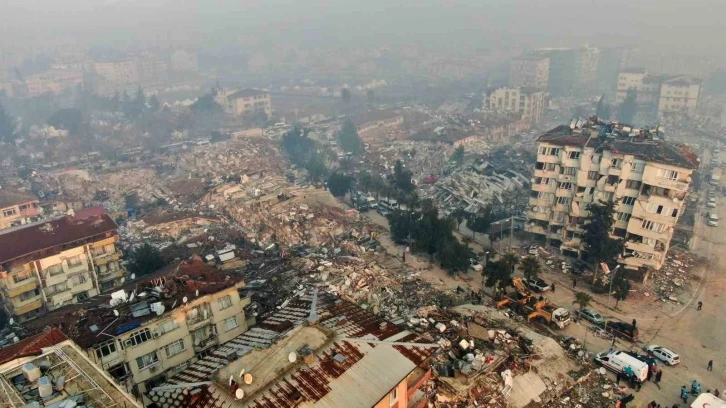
[337,118,364,155]
[452,208,466,231]
[391,160,414,192]
[618,88,638,123]
[327,172,352,197]
[305,151,327,183]
[0,102,18,144]
[469,214,490,239]
[282,125,315,166]
[124,192,140,210]
[438,240,471,276]
[583,200,623,283]
[483,259,512,295]
[501,252,520,274]
[520,256,541,281]
[149,95,161,112]
[461,236,473,249]
[612,275,631,309]
[47,108,84,135]
[451,145,465,166]
[191,93,222,113]
[366,89,375,104]
[596,94,611,119]
[341,88,351,104]
[128,243,166,277]
[124,87,146,119]
[573,291,593,311]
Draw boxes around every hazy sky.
[3,0,725,56]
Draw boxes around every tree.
[391,160,414,192]
[469,215,490,239]
[573,291,593,311]
[337,118,364,155]
[47,108,84,135]
[124,192,140,210]
[327,172,352,197]
[124,87,146,119]
[0,102,18,144]
[149,95,161,112]
[596,94,611,119]
[583,200,623,284]
[341,88,351,104]
[501,252,520,273]
[305,151,327,183]
[438,240,471,275]
[618,88,638,124]
[452,208,466,231]
[128,243,166,277]
[451,145,465,166]
[520,256,541,281]
[612,275,631,309]
[191,93,222,113]
[366,89,375,104]
[462,236,473,249]
[483,260,512,296]
[282,125,315,166]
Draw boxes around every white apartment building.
[484,87,546,125]
[509,56,550,90]
[526,119,698,278]
[616,69,702,117]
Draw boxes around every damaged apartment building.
[22,257,253,401]
[526,117,699,278]
[0,207,125,322]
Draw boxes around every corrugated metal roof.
[148,291,434,408]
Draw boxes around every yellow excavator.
[527,300,571,329]
[496,277,538,313]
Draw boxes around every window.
[672,209,679,217]
[125,328,152,348]
[642,220,665,233]
[46,264,63,277]
[632,162,645,173]
[46,282,67,296]
[568,151,581,159]
[588,171,599,180]
[544,163,556,171]
[389,387,399,406]
[611,158,622,169]
[556,197,570,206]
[191,327,210,346]
[622,196,637,206]
[538,147,560,156]
[537,192,553,201]
[539,177,551,185]
[165,339,185,358]
[217,295,232,310]
[186,304,211,324]
[657,169,679,181]
[601,192,614,201]
[625,180,642,190]
[12,271,32,284]
[2,208,17,217]
[136,352,159,370]
[71,274,87,286]
[617,212,631,222]
[551,211,566,223]
[66,255,83,267]
[224,316,239,332]
[558,182,573,190]
[94,340,117,359]
[19,288,40,301]
[158,320,179,335]
[562,167,577,176]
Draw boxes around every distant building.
[527,47,602,95]
[351,109,404,142]
[171,49,199,72]
[0,189,41,230]
[0,329,141,407]
[574,46,601,88]
[24,69,84,97]
[94,60,139,84]
[0,209,124,322]
[616,69,702,117]
[527,118,698,278]
[509,56,550,90]
[136,54,169,84]
[484,87,546,125]
[214,88,272,117]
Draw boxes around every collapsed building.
[422,169,529,214]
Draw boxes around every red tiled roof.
[0,213,118,263]
[0,328,67,365]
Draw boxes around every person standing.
[698,301,703,311]
[707,359,713,371]
[632,319,637,328]
[551,282,556,293]
[573,277,577,288]
[681,385,689,403]
[655,369,662,384]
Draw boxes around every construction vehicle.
[527,300,571,329]
[496,277,538,312]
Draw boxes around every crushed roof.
[0,213,118,263]
[602,139,699,169]
[229,89,268,99]
[0,188,38,209]
[351,109,402,127]
[537,125,591,147]
[147,290,435,408]
[0,328,67,365]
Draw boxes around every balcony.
[408,367,431,399]
[529,197,553,207]
[532,183,556,193]
[94,251,122,266]
[98,269,125,282]
[5,279,39,298]
[526,224,547,235]
[534,167,559,178]
[11,298,43,316]
[561,238,582,249]
[527,210,550,222]
[537,154,560,164]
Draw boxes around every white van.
[691,393,726,407]
[594,350,648,382]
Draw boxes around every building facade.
[0,211,124,322]
[509,56,550,90]
[616,70,702,117]
[24,69,84,97]
[484,87,546,125]
[526,119,698,277]
[214,88,272,118]
[94,60,139,84]
[0,189,41,231]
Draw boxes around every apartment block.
[94,60,139,84]
[616,69,702,117]
[484,87,546,125]
[0,188,41,231]
[23,257,252,402]
[526,118,698,277]
[214,88,272,118]
[0,208,124,322]
[509,56,550,90]
[24,69,84,97]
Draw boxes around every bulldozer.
[527,300,571,329]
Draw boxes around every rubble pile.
[175,139,286,179]
[420,169,528,213]
[651,248,704,302]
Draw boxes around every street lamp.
[603,264,621,328]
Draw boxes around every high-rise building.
[509,56,550,90]
[526,118,698,279]
[484,86,546,125]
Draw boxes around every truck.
[691,393,726,407]
[527,300,571,329]
[594,350,649,383]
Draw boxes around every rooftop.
[0,328,67,366]
[22,258,244,349]
[351,109,403,127]
[537,124,591,147]
[147,290,436,408]
[0,212,118,264]
[229,88,268,99]
[0,188,38,209]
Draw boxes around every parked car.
[605,321,639,341]
[527,245,540,255]
[523,277,550,292]
[575,308,605,326]
[708,213,719,227]
[644,345,680,366]
[707,197,717,208]
[469,258,483,272]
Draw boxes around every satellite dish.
[235,389,245,399]
[8,318,14,325]
[228,375,233,386]
[129,291,136,303]
[130,274,136,280]
[113,310,119,317]
[243,373,253,385]
[183,296,188,303]
[239,369,245,377]
[195,289,199,297]
[288,352,297,363]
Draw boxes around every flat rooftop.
[0,188,38,209]
[148,290,436,408]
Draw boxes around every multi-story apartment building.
[24,257,252,402]
[509,56,550,90]
[484,87,546,125]
[0,208,124,322]
[0,189,41,231]
[24,69,84,97]
[526,118,698,278]
[170,49,199,72]
[94,60,139,84]
[616,69,702,117]
[214,88,272,118]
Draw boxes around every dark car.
[605,321,639,341]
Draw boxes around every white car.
[707,198,717,208]
[644,345,680,366]
[708,213,719,227]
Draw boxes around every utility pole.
[603,265,621,329]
